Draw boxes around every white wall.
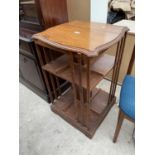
[67,0,108,23]
[67,0,90,21]
[91,0,108,23]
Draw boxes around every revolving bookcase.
[33,21,128,138]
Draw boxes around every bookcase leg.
[35,45,53,102]
[112,36,126,95]
[108,33,127,104]
[108,41,121,103]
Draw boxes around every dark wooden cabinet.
[19,53,45,91]
[19,37,48,101]
[19,0,69,102]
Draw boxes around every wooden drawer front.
[19,54,45,91]
[19,40,33,56]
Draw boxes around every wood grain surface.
[33,21,128,57]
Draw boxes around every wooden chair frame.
[113,46,135,143]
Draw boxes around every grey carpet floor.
[19,80,135,155]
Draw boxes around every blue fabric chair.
[120,75,135,120]
[113,46,135,143]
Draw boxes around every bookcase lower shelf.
[51,88,116,138]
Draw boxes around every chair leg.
[113,110,125,143]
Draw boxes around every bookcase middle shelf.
[42,53,115,90]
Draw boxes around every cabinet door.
[19,53,45,91]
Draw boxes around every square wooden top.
[33,21,128,57]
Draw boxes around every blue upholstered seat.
[119,75,135,120]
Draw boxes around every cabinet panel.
[19,40,34,57]
[19,53,45,91]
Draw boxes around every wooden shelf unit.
[33,21,128,138]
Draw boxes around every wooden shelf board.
[51,88,116,138]
[90,54,115,76]
[42,55,103,90]
[42,54,114,90]
[90,89,109,114]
